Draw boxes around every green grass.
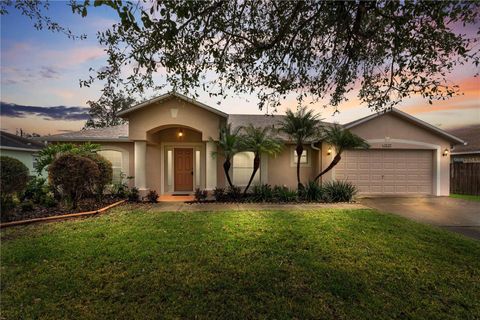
[1,205,479,319]
[450,194,480,202]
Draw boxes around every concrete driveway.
[360,197,480,240]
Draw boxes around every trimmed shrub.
[85,154,113,199]
[145,189,159,203]
[49,154,100,208]
[1,156,29,216]
[302,180,323,202]
[1,156,29,198]
[225,185,242,202]
[273,185,297,202]
[127,187,140,202]
[213,187,226,202]
[194,188,208,202]
[251,184,273,202]
[322,180,357,202]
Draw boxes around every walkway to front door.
[174,148,193,191]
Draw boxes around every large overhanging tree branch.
[3,1,479,111]
[70,0,479,112]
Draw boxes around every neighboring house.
[0,131,45,175]
[447,125,480,163]
[41,92,464,196]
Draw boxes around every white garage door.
[334,149,433,195]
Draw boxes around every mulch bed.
[1,196,124,223]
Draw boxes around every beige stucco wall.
[93,110,454,196]
[126,97,226,141]
[335,113,453,196]
[268,145,319,189]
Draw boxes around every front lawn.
[1,206,479,319]
[450,193,480,202]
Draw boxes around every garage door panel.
[334,149,433,195]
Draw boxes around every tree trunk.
[296,144,304,189]
[314,153,342,182]
[223,158,234,188]
[243,154,260,195]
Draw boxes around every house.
[0,131,45,175]
[447,125,480,163]
[41,92,465,196]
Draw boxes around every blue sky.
[1,1,479,135]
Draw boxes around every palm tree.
[211,124,243,188]
[314,124,369,182]
[239,125,283,195]
[279,107,321,189]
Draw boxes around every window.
[98,150,123,183]
[292,149,308,164]
[233,152,260,186]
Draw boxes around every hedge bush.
[85,153,113,198]
[49,154,100,208]
[1,156,29,197]
[1,156,29,215]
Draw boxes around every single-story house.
[447,125,480,163]
[0,131,45,175]
[41,92,465,196]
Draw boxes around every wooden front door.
[174,148,194,191]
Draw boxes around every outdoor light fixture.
[327,147,332,155]
[443,148,449,157]
[178,129,184,138]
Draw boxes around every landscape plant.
[314,125,369,182]
[21,177,56,208]
[84,153,113,199]
[211,124,243,188]
[48,154,100,208]
[239,125,283,195]
[213,187,226,202]
[225,186,242,202]
[0,156,29,214]
[194,188,208,202]
[272,186,297,203]
[251,184,274,202]
[322,180,358,203]
[279,107,321,189]
[301,180,324,202]
[127,187,140,203]
[145,190,159,203]
[109,172,132,198]
[35,142,100,175]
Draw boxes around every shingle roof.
[447,125,480,154]
[228,114,334,142]
[0,131,44,150]
[40,124,129,142]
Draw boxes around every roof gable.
[118,92,228,118]
[344,108,465,145]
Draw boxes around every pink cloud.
[40,46,106,67]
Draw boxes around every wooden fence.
[450,163,480,195]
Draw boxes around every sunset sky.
[1,2,479,136]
